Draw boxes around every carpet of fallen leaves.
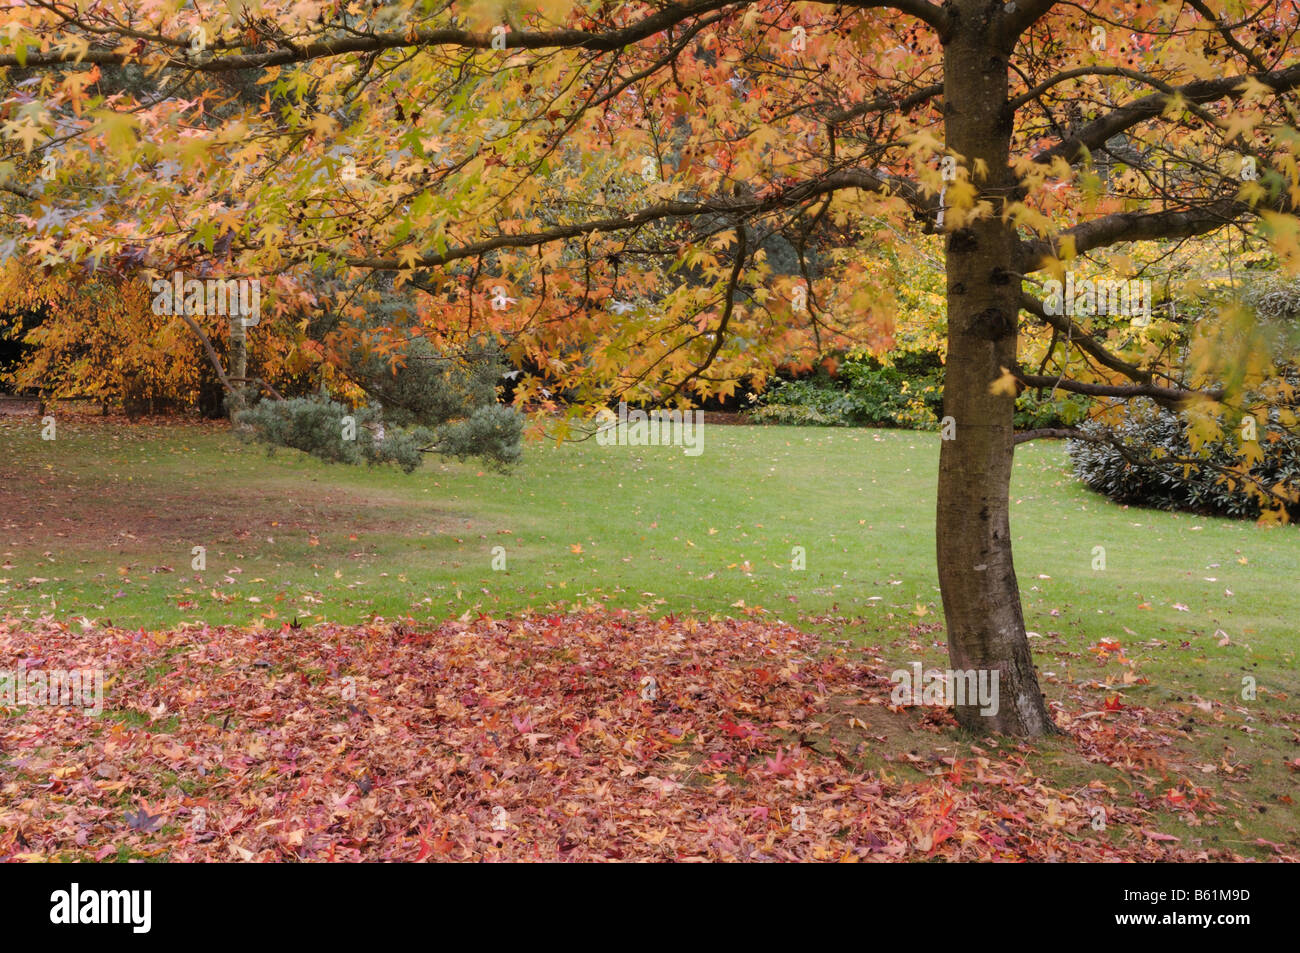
[0,611,1284,862]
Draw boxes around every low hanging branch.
[660,226,748,403]
[232,376,286,402]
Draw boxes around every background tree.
[0,258,311,415]
[2,0,1299,735]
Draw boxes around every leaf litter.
[0,612,1282,862]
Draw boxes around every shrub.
[236,336,524,472]
[235,398,433,472]
[757,354,943,428]
[757,377,857,425]
[1067,398,1300,521]
[1014,389,1091,430]
[757,352,1086,431]
[748,403,839,426]
[840,359,942,429]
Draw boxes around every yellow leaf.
[990,367,1019,397]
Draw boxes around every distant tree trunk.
[935,8,1057,736]
[177,311,243,419]
[228,316,248,417]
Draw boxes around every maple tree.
[2,0,1300,735]
[0,258,306,413]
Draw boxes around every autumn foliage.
[0,611,1281,862]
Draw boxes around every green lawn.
[2,415,1297,856]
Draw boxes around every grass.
[2,414,1297,857]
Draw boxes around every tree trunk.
[228,316,248,418]
[936,4,1057,736]
[178,311,244,419]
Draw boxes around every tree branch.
[1033,63,1300,167]
[0,0,743,70]
[1184,0,1270,74]
[1013,427,1079,444]
[1021,198,1246,266]
[841,0,951,35]
[1003,0,1061,44]
[1019,290,1154,384]
[345,168,920,273]
[177,311,241,404]
[661,226,747,402]
[1016,371,1222,406]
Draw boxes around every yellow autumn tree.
[0,262,303,414]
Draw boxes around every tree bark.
[228,316,248,417]
[178,311,244,419]
[936,3,1057,736]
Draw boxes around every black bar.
[0,861,1285,942]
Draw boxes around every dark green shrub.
[758,377,860,425]
[236,336,523,472]
[1067,398,1300,521]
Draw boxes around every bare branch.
[1016,371,1223,405]
[1021,198,1246,266]
[177,312,239,402]
[1013,427,1079,444]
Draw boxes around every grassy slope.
[2,415,1297,856]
